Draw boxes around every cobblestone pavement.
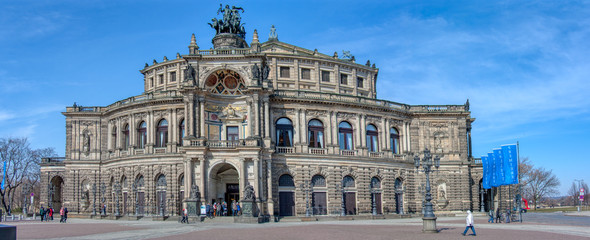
[6,213,590,240]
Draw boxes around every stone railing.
[66,90,181,113]
[197,48,251,55]
[189,139,260,148]
[272,90,409,110]
[135,149,145,155]
[340,149,357,156]
[309,148,327,155]
[154,147,166,154]
[273,90,468,113]
[275,146,294,154]
[369,152,384,158]
[41,157,65,165]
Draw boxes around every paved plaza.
[5,212,590,240]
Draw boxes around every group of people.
[39,206,68,223]
[203,201,241,218]
[487,208,513,223]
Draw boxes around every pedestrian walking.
[49,207,54,221]
[181,208,188,223]
[63,207,69,223]
[60,207,65,223]
[40,206,45,222]
[488,209,494,223]
[232,201,237,216]
[496,208,502,223]
[236,202,241,216]
[462,210,477,236]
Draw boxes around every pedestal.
[422,217,438,233]
[184,199,199,216]
[240,200,257,217]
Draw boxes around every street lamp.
[414,148,440,233]
[92,183,97,216]
[370,188,378,216]
[480,188,485,212]
[300,180,311,217]
[100,183,106,215]
[114,182,121,216]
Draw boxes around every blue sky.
[1,0,588,195]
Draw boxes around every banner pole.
[517,141,522,222]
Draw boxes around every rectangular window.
[150,78,154,87]
[159,74,164,84]
[340,74,348,85]
[227,126,239,141]
[321,71,330,82]
[357,77,364,88]
[301,68,311,80]
[280,66,290,78]
[170,72,176,82]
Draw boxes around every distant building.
[40,7,494,218]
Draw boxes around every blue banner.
[493,148,504,187]
[489,152,499,187]
[1,161,6,190]
[502,144,518,185]
[481,156,491,189]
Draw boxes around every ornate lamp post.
[414,148,440,233]
[47,184,55,209]
[159,192,165,216]
[299,180,311,217]
[92,183,97,215]
[480,188,485,212]
[100,183,106,215]
[132,182,138,216]
[338,181,346,216]
[370,189,377,216]
[114,182,121,216]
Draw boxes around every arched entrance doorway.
[209,163,239,206]
[49,176,64,211]
[278,174,295,216]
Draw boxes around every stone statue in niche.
[184,64,196,85]
[191,184,200,200]
[83,132,90,155]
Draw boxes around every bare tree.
[568,182,580,206]
[0,137,56,214]
[526,167,560,209]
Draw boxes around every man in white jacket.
[462,210,477,236]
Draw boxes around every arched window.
[276,118,293,147]
[123,124,130,149]
[156,119,168,148]
[370,177,381,189]
[390,127,400,154]
[111,126,117,149]
[366,124,379,152]
[311,175,326,187]
[137,121,147,149]
[278,174,295,187]
[308,119,324,148]
[338,122,353,150]
[179,119,185,142]
[343,176,355,188]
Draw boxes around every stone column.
[129,114,135,150]
[264,97,270,139]
[253,158,260,204]
[266,159,274,216]
[239,158,246,198]
[169,109,174,151]
[381,118,387,151]
[199,97,205,138]
[184,157,191,200]
[294,108,300,145]
[199,158,206,203]
[247,98,253,137]
[326,111,333,147]
[253,95,259,137]
[185,94,193,137]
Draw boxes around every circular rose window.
[205,74,218,87]
[224,76,238,89]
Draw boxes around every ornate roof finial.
[333,51,338,58]
[153,59,158,64]
[188,33,199,54]
[313,49,318,55]
[163,56,168,62]
[252,29,259,44]
[145,63,149,68]
[269,25,278,41]
[176,53,181,59]
[366,60,371,66]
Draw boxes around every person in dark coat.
[63,207,69,223]
[40,207,45,222]
[496,208,502,223]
